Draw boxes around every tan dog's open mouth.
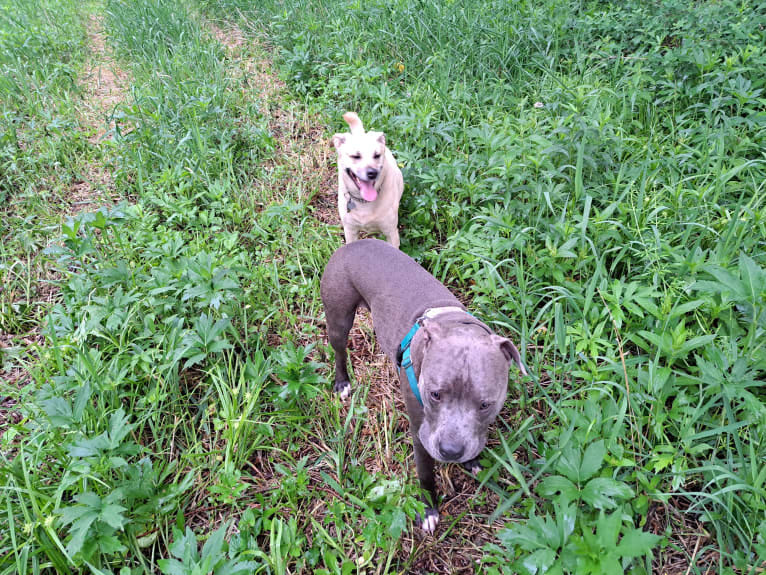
[346,168,378,202]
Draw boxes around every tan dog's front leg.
[385,227,400,250]
[343,224,360,244]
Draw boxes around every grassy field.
[1,0,765,573]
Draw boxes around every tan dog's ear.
[372,131,386,147]
[331,133,346,149]
[491,334,528,376]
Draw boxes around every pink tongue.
[359,180,377,202]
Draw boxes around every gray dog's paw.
[333,381,351,400]
[462,457,482,476]
[418,508,439,534]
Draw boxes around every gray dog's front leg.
[462,456,483,476]
[399,373,440,533]
[412,434,440,533]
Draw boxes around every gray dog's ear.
[492,335,528,376]
[331,133,346,149]
[420,318,445,347]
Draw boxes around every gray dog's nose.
[366,168,379,180]
[439,440,464,461]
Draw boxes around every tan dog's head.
[332,112,387,202]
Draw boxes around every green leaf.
[667,299,706,319]
[201,522,228,562]
[595,509,622,550]
[97,534,127,554]
[580,440,606,482]
[168,526,198,561]
[698,266,746,299]
[69,433,111,458]
[555,302,566,355]
[581,478,634,510]
[521,548,558,575]
[536,475,579,505]
[63,510,99,556]
[677,334,716,357]
[40,397,74,427]
[498,521,546,552]
[108,408,135,445]
[555,446,581,483]
[100,502,128,530]
[388,508,407,539]
[739,254,764,301]
[616,527,662,558]
[157,559,186,575]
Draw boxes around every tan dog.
[331,112,404,248]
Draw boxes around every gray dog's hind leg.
[320,266,363,400]
[327,311,355,399]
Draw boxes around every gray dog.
[320,239,527,532]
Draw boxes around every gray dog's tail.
[343,112,365,135]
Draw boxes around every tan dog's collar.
[345,190,372,212]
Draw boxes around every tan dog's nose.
[366,168,379,180]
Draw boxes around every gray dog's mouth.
[346,168,378,202]
[419,426,483,464]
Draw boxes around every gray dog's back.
[320,239,462,361]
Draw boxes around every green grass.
[1,0,765,573]
[0,0,95,337]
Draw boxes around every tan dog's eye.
[351,153,362,160]
[373,153,381,159]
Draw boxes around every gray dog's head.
[415,319,526,463]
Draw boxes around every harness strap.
[396,307,473,406]
[396,322,423,405]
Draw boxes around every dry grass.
[206,18,337,212]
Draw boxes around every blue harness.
[396,321,424,405]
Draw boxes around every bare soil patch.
[71,14,130,214]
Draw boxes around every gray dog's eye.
[479,401,490,411]
[431,391,441,401]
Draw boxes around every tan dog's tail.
[343,112,365,135]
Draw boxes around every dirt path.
[71,14,131,212]
[0,12,131,433]
[207,19,336,212]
